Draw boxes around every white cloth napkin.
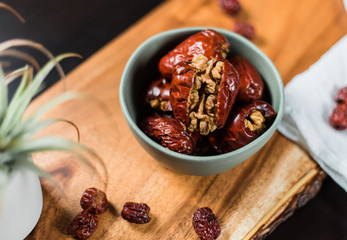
[278,34,347,191]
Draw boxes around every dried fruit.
[232,21,255,40]
[67,210,98,240]
[228,56,264,102]
[192,207,221,240]
[170,56,239,135]
[335,86,347,104]
[139,29,274,155]
[330,87,347,130]
[80,187,109,215]
[217,0,241,16]
[159,29,230,79]
[145,77,172,111]
[330,103,347,130]
[209,100,276,153]
[141,114,198,154]
[121,202,151,224]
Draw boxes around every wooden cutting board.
[27,0,346,239]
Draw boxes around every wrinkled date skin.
[145,77,172,111]
[217,0,241,16]
[67,211,98,240]
[330,103,347,130]
[228,56,264,102]
[209,100,276,153]
[170,58,239,135]
[158,29,230,79]
[192,207,221,240]
[232,21,255,40]
[80,188,109,215]
[121,202,151,224]
[217,59,241,127]
[330,87,347,130]
[169,62,194,125]
[141,114,197,154]
[335,86,347,104]
[139,29,275,155]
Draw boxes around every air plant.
[0,3,104,205]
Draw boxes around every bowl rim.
[119,27,285,162]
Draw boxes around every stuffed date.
[139,29,277,155]
[141,114,198,154]
[209,100,276,153]
[159,29,230,79]
[170,55,239,135]
[228,56,264,102]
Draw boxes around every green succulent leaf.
[12,118,57,141]
[1,53,78,137]
[5,66,31,94]
[0,67,32,137]
[0,3,25,23]
[10,156,54,184]
[24,91,84,127]
[11,91,84,140]
[8,136,78,154]
[0,152,14,164]
[0,37,104,204]
[0,66,8,122]
[6,136,95,169]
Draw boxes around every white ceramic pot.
[0,169,43,240]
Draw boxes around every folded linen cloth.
[278,34,347,191]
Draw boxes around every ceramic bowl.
[119,27,284,176]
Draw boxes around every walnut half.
[244,110,266,134]
[187,55,224,135]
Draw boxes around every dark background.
[1,0,346,239]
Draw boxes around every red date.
[145,77,172,111]
[80,188,109,215]
[170,56,239,135]
[67,211,98,240]
[159,29,230,79]
[228,56,264,102]
[192,207,221,240]
[139,29,275,155]
[121,202,151,224]
[335,86,347,104]
[232,21,255,40]
[141,114,197,154]
[330,87,347,130]
[330,103,347,130]
[217,0,241,16]
[209,100,276,153]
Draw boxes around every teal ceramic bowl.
[119,27,284,176]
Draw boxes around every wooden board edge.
[242,167,326,240]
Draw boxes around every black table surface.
[1,1,346,239]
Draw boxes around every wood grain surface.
[26,0,347,239]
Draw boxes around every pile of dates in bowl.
[119,27,284,176]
